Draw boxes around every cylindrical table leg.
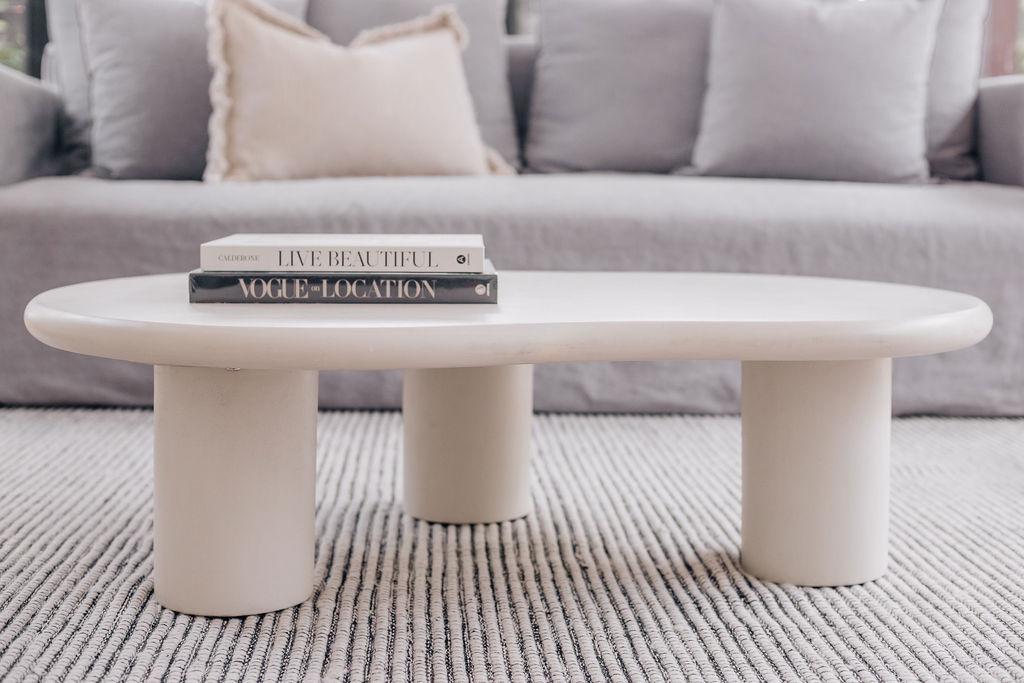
[741,359,892,586]
[153,365,318,616]
[402,365,533,523]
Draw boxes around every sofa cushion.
[3,174,1023,416]
[76,0,308,180]
[78,0,208,179]
[0,66,62,186]
[47,0,308,175]
[692,0,942,183]
[43,0,91,165]
[206,0,502,181]
[306,0,519,168]
[923,0,989,179]
[506,35,539,143]
[524,0,712,173]
[521,0,987,179]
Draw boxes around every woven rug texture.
[0,408,1023,682]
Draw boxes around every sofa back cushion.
[692,0,942,183]
[46,0,989,179]
[44,0,90,166]
[206,0,503,181]
[505,35,539,143]
[52,0,517,178]
[45,0,309,171]
[74,0,309,179]
[78,0,210,179]
[525,0,713,173]
[306,0,520,167]
[823,0,988,179]
[923,0,989,179]
[524,0,988,179]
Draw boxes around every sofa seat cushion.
[2,174,1023,415]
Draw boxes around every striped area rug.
[1,408,1023,682]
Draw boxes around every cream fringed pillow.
[204,0,512,181]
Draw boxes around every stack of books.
[188,233,498,304]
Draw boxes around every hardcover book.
[200,233,485,273]
[189,262,498,304]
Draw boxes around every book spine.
[189,272,498,304]
[200,245,484,273]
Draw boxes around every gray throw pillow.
[306,0,519,168]
[821,0,989,179]
[78,0,209,179]
[77,0,308,180]
[925,0,989,179]
[524,0,713,173]
[45,0,91,166]
[49,0,308,175]
[691,0,943,184]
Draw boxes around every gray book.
[189,261,497,304]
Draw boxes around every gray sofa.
[3,38,1024,415]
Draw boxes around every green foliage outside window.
[1019,1,1024,73]
[0,44,26,72]
[0,0,26,72]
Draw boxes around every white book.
[200,233,485,273]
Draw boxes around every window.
[1019,3,1024,72]
[0,0,26,72]
[986,0,1024,75]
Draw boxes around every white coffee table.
[24,271,991,616]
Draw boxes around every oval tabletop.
[24,272,992,370]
